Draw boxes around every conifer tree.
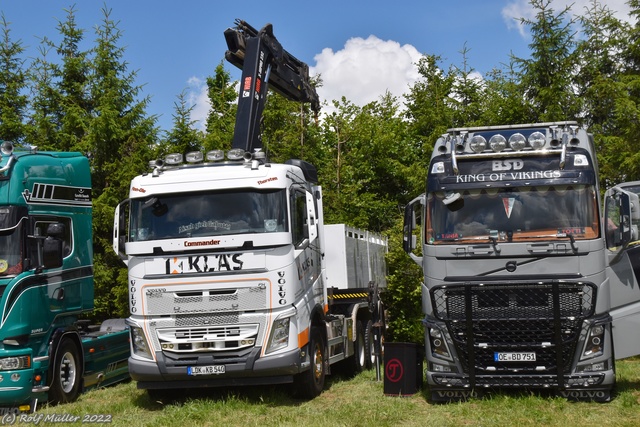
[203,62,237,151]
[0,14,27,145]
[575,0,628,186]
[88,6,157,318]
[162,89,203,156]
[512,0,579,121]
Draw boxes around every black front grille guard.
[430,281,597,389]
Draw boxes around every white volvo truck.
[113,20,386,399]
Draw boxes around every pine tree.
[575,0,628,187]
[88,6,157,319]
[26,6,93,152]
[203,62,237,151]
[51,6,93,153]
[25,42,60,149]
[404,54,455,154]
[512,0,579,121]
[162,89,203,156]
[613,0,640,182]
[0,14,28,145]
[450,43,485,127]
[478,61,535,125]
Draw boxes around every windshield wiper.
[488,236,501,254]
[565,233,579,253]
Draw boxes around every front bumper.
[426,369,616,402]
[130,346,304,389]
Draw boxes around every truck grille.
[156,324,259,354]
[432,282,596,378]
[145,285,267,315]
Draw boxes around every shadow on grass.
[132,372,350,410]
[419,385,580,404]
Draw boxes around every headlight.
[581,324,605,360]
[266,317,291,354]
[130,326,153,360]
[428,327,453,361]
[0,356,30,370]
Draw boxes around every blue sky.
[0,0,632,133]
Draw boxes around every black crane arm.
[224,19,320,153]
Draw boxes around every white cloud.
[184,36,422,127]
[503,0,632,37]
[186,76,211,131]
[310,35,422,113]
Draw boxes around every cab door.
[603,182,640,359]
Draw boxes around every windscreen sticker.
[179,221,231,234]
[502,197,516,218]
[436,233,460,240]
[557,227,586,236]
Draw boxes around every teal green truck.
[0,142,129,412]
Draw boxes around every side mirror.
[113,200,129,264]
[306,191,317,243]
[403,195,424,253]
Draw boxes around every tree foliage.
[0,13,27,145]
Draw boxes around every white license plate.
[187,365,226,375]
[494,352,536,362]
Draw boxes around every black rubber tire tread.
[364,319,375,370]
[294,327,326,399]
[49,337,81,404]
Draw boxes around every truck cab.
[112,20,387,399]
[404,122,640,402]
[0,143,129,411]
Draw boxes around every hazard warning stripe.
[327,293,368,299]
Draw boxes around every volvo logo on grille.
[506,261,517,272]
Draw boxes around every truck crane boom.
[224,19,320,153]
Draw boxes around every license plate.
[494,352,536,362]
[187,365,226,375]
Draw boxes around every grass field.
[29,356,640,427]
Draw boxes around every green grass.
[34,357,640,427]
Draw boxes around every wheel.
[364,319,375,370]
[348,320,366,374]
[294,327,326,399]
[49,337,81,404]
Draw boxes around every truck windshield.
[129,189,288,241]
[0,224,23,276]
[426,184,600,244]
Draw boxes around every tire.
[294,327,326,399]
[49,337,81,404]
[348,320,366,374]
[364,319,375,370]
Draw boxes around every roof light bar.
[489,134,507,152]
[469,135,486,153]
[508,133,527,151]
[227,148,246,161]
[528,131,546,149]
[164,153,183,165]
[185,151,204,163]
[206,150,225,161]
